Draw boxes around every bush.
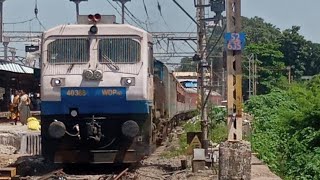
[245,75,320,179]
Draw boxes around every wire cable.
[142,0,150,20]
[106,0,129,24]
[202,25,227,109]
[3,17,36,25]
[157,0,171,31]
[34,0,46,30]
[201,23,218,58]
[206,25,226,60]
[36,17,46,30]
[115,1,147,30]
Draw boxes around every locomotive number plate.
[102,89,122,96]
[66,89,87,96]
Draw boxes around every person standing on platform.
[19,90,31,126]
[10,90,20,125]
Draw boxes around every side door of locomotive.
[148,42,154,105]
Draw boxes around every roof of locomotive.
[43,23,152,40]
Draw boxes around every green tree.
[242,16,281,44]
[279,26,309,78]
[175,57,197,72]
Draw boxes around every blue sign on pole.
[224,32,246,51]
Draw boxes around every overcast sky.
[2,0,320,57]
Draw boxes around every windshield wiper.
[102,55,120,71]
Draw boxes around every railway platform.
[0,122,41,156]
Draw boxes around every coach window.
[99,38,141,63]
[47,38,89,63]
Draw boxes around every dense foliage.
[177,16,320,96]
[243,17,320,94]
[245,75,320,179]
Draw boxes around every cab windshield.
[98,38,141,64]
[47,38,89,64]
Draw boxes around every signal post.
[218,0,251,179]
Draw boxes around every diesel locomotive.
[40,14,197,164]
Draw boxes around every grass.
[161,116,227,158]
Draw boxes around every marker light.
[88,14,94,22]
[51,78,64,87]
[121,77,135,86]
[88,13,101,23]
[94,13,101,22]
[126,79,132,85]
[70,110,78,117]
[54,79,61,85]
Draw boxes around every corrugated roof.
[21,66,34,74]
[0,61,34,74]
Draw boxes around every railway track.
[8,167,135,180]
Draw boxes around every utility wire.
[202,25,226,110]
[123,5,147,25]
[115,2,147,30]
[106,0,129,24]
[206,25,226,60]
[3,17,36,25]
[201,23,218,59]
[34,0,46,30]
[142,0,150,20]
[36,17,46,30]
[157,0,171,31]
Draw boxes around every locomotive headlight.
[51,78,65,87]
[121,77,135,86]
[89,25,98,34]
[93,70,103,80]
[83,69,94,80]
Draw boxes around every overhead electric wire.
[142,0,150,20]
[123,6,147,26]
[34,0,46,30]
[202,25,227,110]
[36,17,46,30]
[156,0,171,31]
[3,17,36,25]
[106,0,129,24]
[116,2,147,30]
[206,25,226,60]
[201,23,218,59]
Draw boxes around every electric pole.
[113,0,131,24]
[219,0,251,179]
[3,36,9,61]
[0,0,5,42]
[248,54,257,98]
[195,0,209,153]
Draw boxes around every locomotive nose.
[48,121,66,139]
[121,120,140,138]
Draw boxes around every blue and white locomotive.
[40,14,197,164]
